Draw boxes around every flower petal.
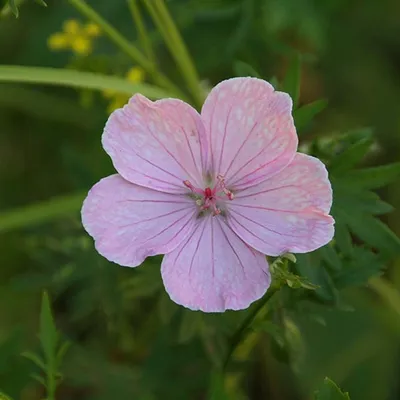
[161,216,270,312]
[82,174,197,267]
[103,95,208,194]
[227,153,334,256]
[201,77,298,190]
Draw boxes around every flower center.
[183,175,234,216]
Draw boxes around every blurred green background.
[1,0,400,399]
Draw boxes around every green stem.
[222,286,279,371]
[127,0,155,63]
[46,369,56,400]
[144,0,204,109]
[67,0,187,101]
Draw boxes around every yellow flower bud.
[71,37,92,55]
[63,19,80,35]
[126,67,145,83]
[47,33,69,50]
[85,23,101,37]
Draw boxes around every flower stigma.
[183,175,234,216]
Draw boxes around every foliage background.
[1,0,400,399]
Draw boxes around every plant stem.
[46,369,56,400]
[143,0,204,109]
[67,0,187,101]
[222,286,279,371]
[127,0,155,64]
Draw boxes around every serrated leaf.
[295,254,338,303]
[333,183,394,216]
[314,377,350,399]
[318,245,342,271]
[329,137,373,174]
[334,248,384,289]
[344,213,400,258]
[293,99,328,131]
[233,60,260,77]
[21,351,46,371]
[334,223,353,256]
[39,292,58,363]
[340,163,400,189]
[282,53,301,108]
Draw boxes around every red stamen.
[204,187,212,198]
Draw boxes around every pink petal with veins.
[103,95,208,194]
[82,174,197,267]
[227,153,334,256]
[161,215,270,312]
[201,77,298,189]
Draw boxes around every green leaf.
[344,213,400,257]
[252,320,285,347]
[7,0,18,16]
[334,248,383,289]
[318,245,342,271]
[314,377,350,399]
[0,392,13,400]
[270,257,318,290]
[295,254,338,303]
[282,53,301,108]
[0,66,173,99]
[39,292,58,363]
[21,351,46,371]
[30,373,46,387]
[293,99,328,131]
[55,341,70,368]
[233,60,260,77]
[34,0,47,6]
[333,183,394,216]
[334,223,353,256]
[339,163,400,189]
[0,192,85,233]
[329,137,373,174]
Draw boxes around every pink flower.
[82,77,334,312]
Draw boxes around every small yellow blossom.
[47,19,101,56]
[127,67,145,82]
[85,23,101,37]
[104,67,146,114]
[71,37,92,56]
[63,19,80,35]
[47,33,68,50]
